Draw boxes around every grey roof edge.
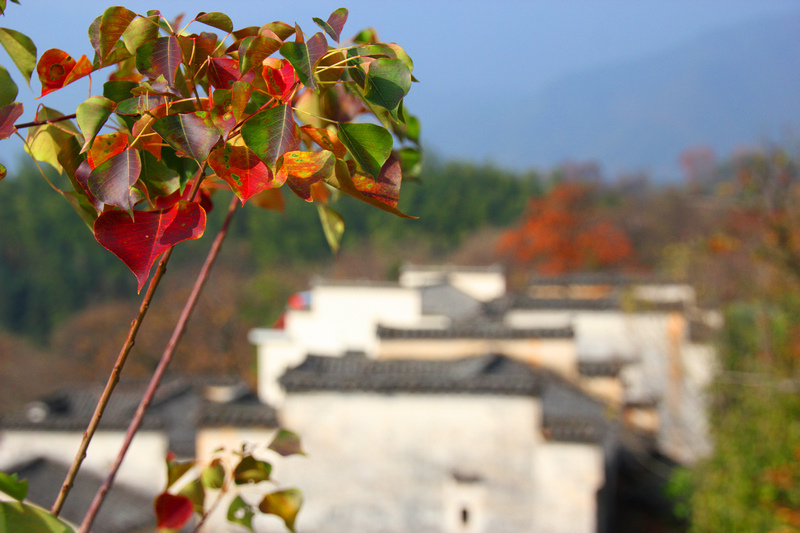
[377,324,574,340]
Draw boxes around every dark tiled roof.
[485,293,685,315]
[281,353,542,396]
[198,393,278,427]
[280,353,612,443]
[377,324,573,340]
[578,360,629,377]
[527,272,666,286]
[7,457,154,533]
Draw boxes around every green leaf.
[166,454,195,490]
[136,36,181,87]
[0,64,17,107]
[279,32,327,91]
[364,58,411,121]
[121,15,160,55]
[98,6,136,61]
[238,34,281,76]
[313,8,348,43]
[0,163,5,181]
[241,104,300,169]
[278,150,335,201]
[208,143,285,205]
[103,80,139,103]
[87,148,141,216]
[25,106,79,174]
[0,501,75,533]
[233,455,271,485]
[178,479,205,514]
[258,488,302,533]
[316,203,344,253]
[397,146,422,178]
[200,459,225,489]
[337,122,392,179]
[0,27,36,86]
[268,429,306,457]
[152,112,221,163]
[262,21,295,41]
[226,495,255,531]
[0,472,27,501]
[139,150,180,198]
[195,12,233,33]
[77,96,116,153]
[0,101,22,140]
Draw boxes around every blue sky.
[0,0,796,173]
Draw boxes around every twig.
[51,162,208,516]
[79,194,240,533]
[14,113,77,130]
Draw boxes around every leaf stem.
[79,193,240,533]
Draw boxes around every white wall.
[0,430,168,495]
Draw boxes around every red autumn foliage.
[497,183,635,274]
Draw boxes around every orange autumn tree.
[497,182,635,274]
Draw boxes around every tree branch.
[14,113,77,130]
[51,162,208,517]
[79,194,240,533]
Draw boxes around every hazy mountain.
[455,13,800,181]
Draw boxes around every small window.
[461,507,469,525]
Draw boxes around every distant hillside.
[488,13,800,180]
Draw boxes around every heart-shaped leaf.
[135,36,181,87]
[36,49,92,96]
[154,492,194,529]
[166,453,195,490]
[195,12,233,33]
[98,6,136,61]
[249,187,284,212]
[207,57,243,90]
[231,80,252,122]
[278,150,335,201]
[0,501,75,533]
[87,132,129,169]
[208,143,285,204]
[178,478,205,514]
[280,32,327,91]
[140,150,180,198]
[364,58,411,120]
[329,157,414,218]
[121,15,160,55]
[94,201,207,292]
[313,8,348,43]
[152,112,221,162]
[227,495,255,531]
[337,122,392,178]
[88,148,141,215]
[268,429,307,457]
[77,96,116,153]
[0,27,36,86]
[233,455,271,485]
[258,488,303,533]
[239,34,282,75]
[241,104,300,168]
[25,106,79,173]
[0,101,22,140]
[200,459,225,489]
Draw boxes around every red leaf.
[154,492,194,529]
[37,49,93,97]
[262,58,298,103]
[87,148,141,215]
[136,36,182,87]
[350,152,402,209]
[87,132,129,169]
[207,57,254,90]
[278,150,334,201]
[300,125,347,158]
[208,143,285,204]
[94,201,207,292]
[0,102,23,140]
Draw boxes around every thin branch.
[51,247,174,516]
[79,194,240,533]
[51,162,208,516]
[14,113,77,130]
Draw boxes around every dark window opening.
[461,507,469,525]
